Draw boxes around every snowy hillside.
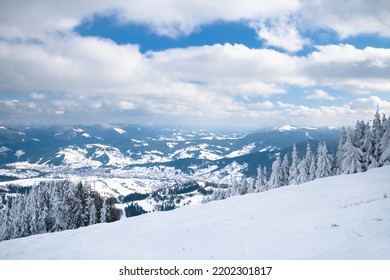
[0,166,389,260]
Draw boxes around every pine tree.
[246,178,255,194]
[361,122,374,171]
[341,130,363,174]
[86,195,97,225]
[281,154,289,186]
[256,166,268,192]
[380,115,390,166]
[100,198,109,223]
[288,144,299,185]
[304,142,314,181]
[238,176,248,195]
[372,108,384,166]
[268,154,283,189]
[255,165,262,192]
[296,157,308,184]
[353,120,366,149]
[308,155,317,181]
[335,127,347,174]
[51,184,67,232]
[0,205,11,241]
[315,142,334,178]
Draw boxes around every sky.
[0,0,390,129]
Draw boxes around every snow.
[166,142,178,149]
[226,143,256,158]
[15,150,25,158]
[274,125,319,131]
[1,167,389,259]
[57,147,102,169]
[113,127,126,134]
[0,146,11,153]
[276,125,299,131]
[81,133,91,138]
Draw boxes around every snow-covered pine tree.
[50,183,67,232]
[255,166,268,192]
[341,130,363,174]
[281,154,289,186]
[230,176,239,196]
[380,115,390,166]
[246,178,255,194]
[315,142,334,178]
[255,165,262,192]
[304,142,314,181]
[288,144,299,185]
[335,127,347,174]
[238,176,248,195]
[361,122,374,171]
[353,121,366,149]
[308,156,317,181]
[296,157,308,184]
[372,108,384,166]
[100,198,109,223]
[86,195,97,225]
[268,154,283,189]
[0,205,11,241]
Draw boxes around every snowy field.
[0,166,389,260]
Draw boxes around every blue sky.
[0,0,390,129]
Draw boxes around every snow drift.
[0,166,389,260]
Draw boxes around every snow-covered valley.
[1,166,389,260]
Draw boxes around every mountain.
[0,165,388,259]
[0,124,341,186]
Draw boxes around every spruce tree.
[288,144,299,185]
[372,108,384,166]
[269,154,283,189]
[281,154,289,186]
[335,127,347,174]
[100,198,109,223]
[380,115,390,166]
[341,130,363,174]
[315,142,334,178]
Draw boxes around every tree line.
[205,109,390,201]
[0,180,120,241]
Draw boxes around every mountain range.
[0,124,341,182]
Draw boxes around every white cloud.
[0,0,300,40]
[303,44,390,93]
[30,92,46,100]
[0,1,389,128]
[117,101,137,110]
[350,96,390,111]
[0,0,388,43]
[300,0,390,38]
[252,17,309,52]
[303,89,336,100]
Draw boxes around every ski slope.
[0,166,389,260]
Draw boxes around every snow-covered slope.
[1,167,389,260]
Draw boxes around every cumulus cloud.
[300,0,390,38]
[0,0,388,42]
[303,44,390,93]
[252,18,309,52]
[0,0,299,40]
[350,96,390,111]
[303,89,336,100]
[0,1,389,128]
[30,92,46,100]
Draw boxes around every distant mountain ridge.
[0,124,341,184]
